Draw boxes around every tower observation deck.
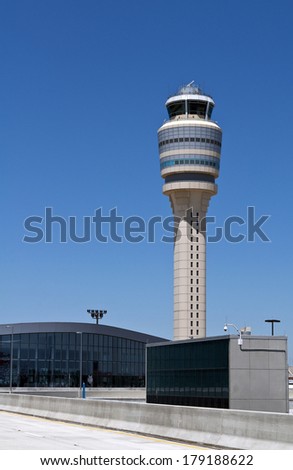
[158,82,222,340]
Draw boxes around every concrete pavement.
[0,411,207,450]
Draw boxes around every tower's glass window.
[207,105,214,119]
[167,101,185,118]
[188,100,206,117]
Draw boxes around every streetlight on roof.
[5,325,14,393]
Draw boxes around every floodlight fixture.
[87,309,107,324]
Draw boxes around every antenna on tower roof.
[186,80,195,87]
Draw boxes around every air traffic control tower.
[158,82,222,340]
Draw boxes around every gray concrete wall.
[229,336,288,413]
[0,393,293,449]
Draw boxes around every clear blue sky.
[1,0,293,360]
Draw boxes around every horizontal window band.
[164,173,215,184]
[158,136,222,148]
[160,156,220,170]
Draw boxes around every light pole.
[224,323,243,346]
[87,309,107,324]
[265,319,280,336]
[6,325,14,393]
[76,332,83,398]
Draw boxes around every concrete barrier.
[0,393,292,449]
[1,387,145,399]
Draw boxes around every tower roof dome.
[176,81,202,96]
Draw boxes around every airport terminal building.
[0,322,166,388]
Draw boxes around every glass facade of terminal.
[147,338,229,408]
[0,331,146,387]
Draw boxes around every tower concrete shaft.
[158,82,222,340]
